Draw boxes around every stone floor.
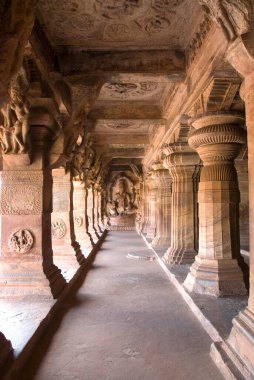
[14,231,223,380]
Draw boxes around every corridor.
[17,232,223,380]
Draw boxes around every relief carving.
[51,219,67,239]
[8,229,34,254]
[103,24,132,41]
[186,16,212,67]
[101,82,158,99]
[74,215,83,227]
[94,0,143,19]
[1,186,42,215]
[0,172,43,215]
[199,0,252,40]
[0,66,30,154]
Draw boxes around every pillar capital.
[163,143,200,169]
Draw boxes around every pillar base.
[151,236,171,249]
[183,256,247,297]
[210,309,254,380]
[163,247,197,264]
[146,226,156,240]
[54,242,85,281]
[0,259,66,299]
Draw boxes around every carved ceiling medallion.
[94,0,144,19]
[101,82,158,99]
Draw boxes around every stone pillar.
[145,176,158,240]
[184,113,247,297]
[96,187,105,232]
[72,180,94,257]
[140,182,149,235]
[235,158,249,253]
[225,76,254,375]
[87,185,99,244]
[163,144,200,264]
[0,156,66,298]
[0,332,13,372]
[93,185,103,236]
[151,166,172,249]
[51,168,84,280]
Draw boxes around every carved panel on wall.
[0,172,43,215]
[8,229,34,253]
[51,219,67,239]
[74,215,83,227]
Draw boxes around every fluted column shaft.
[184,115,247,296]
[163,148,199,264]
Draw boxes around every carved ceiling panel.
[37,0,203,49]
[99,81,162,100]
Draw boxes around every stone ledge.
[141,233,249,379]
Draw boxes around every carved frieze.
[8,229,34,254]
[51,219,67,239]
[0,172,43,215]
[186,16,212,67]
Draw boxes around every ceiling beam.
[58,49,186,77]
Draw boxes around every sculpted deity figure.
[0,79,30,154]
[114,179,133,216]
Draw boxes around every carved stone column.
[0,156,66,298]
[0,332,13,373]
[140,182,149,235]
[72,180,94,257]
[93,184,103,236]
[52,168,84,280]
[163,144,200,264]
[86,185,99,244]
[96,186,105,233]
[151,165,172,249]
[184,113,247,297]
[222,76,254,376]
[145,174,158,240]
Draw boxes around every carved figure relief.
[8,229,34,254]
[101,82,158,99]
[0,67,30,154]
[51,219,67,239]
[74,215,83,227]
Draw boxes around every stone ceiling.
[33,0,209,170]
[37,0,203,50]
